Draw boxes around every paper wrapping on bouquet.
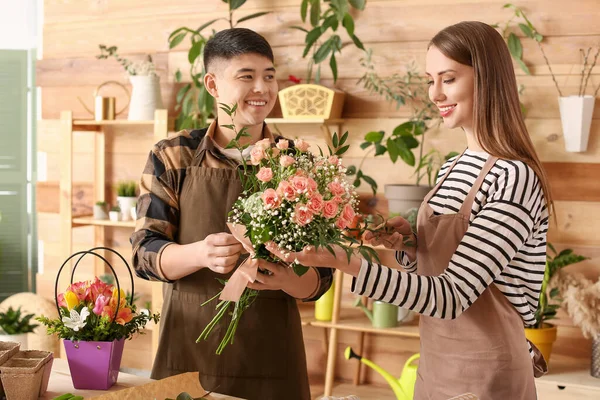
[219,223,259,302]
[64,339,125,390]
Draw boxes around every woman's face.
[425,45,475,133]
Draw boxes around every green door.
[0,50,33,301]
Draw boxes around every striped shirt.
[130,121,334,301]
[352,149,549,327]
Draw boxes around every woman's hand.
[265,242,362,276]
[247,259,320,299]
[364,216,416,256]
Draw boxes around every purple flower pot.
[64,339,125,390]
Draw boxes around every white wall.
[0,0,39,50]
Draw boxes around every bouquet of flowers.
[37,277,159,341]
[197,103,377,354]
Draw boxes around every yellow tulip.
[64,290,79,310]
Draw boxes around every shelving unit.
[59,109,168,360]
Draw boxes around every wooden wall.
[36,0,600,388]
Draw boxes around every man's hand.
[198,233,244,274]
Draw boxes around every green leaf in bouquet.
[345,165,356,175]
[335,144,349,155]
[292,264,309,277]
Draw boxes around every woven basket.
[278,84,345,119]
[0,358,44,400]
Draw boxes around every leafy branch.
[291,0,367,83]
[168,1,270,130]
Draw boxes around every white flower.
[62,307,90,332]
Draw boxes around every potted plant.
[108,206,121,222]
[168,0,270,130]
[524,243,587,364]
[116,181,137,221]
[0,306,38,349]
[97,45,163,121]
[37,248,160,390]
[93,201,108,220]
[500,4,599,152]
[551,269,600,377]
[279,0,367,119]
[349,52,458,215]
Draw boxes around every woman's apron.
[151,141,310,400]
[413,154,546,400]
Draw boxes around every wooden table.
[42,358,243,399]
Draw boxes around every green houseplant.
[278,0,367,119]
[524,243,587,363]
[498,3,599,152]
[168,0,270,130]
[93,201,108,220]
[0,306,38,348]
[116,181,137,222]
[97,45,163,121]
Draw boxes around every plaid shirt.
[130,121,333,301]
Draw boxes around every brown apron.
[151,135,311,400]
[414,154,546,400]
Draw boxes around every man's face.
[207,53,278,127]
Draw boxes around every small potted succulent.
[116,181,137,221]
[93,201,108,220]
[108,206,121,222]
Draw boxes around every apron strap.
[459,155,498,217]
[423,150,465,204]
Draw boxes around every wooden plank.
[548,201,600,247]
[40,83,183,119]
[545,163,600,202]
[36,181,93,215]
[37,34,600,89]
[36,52,169,87]
[41,1,600,59]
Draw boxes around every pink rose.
[328,181,345,196]
[295,139,310,152]
[294,203,314,226]
[255,138,271,150]
[307,177,318,193]
[335,217,348,230]
[307,193,324,214]
[290,176,309,194]
[256,167,273,183]
[328,155,339,165]
[323,200,339,219]
[332,195,344,204]
[57,293,66,308]
[276,139,289,150]
[277,180,297,201]
[270,148,280,158]
[342,203,356,222]
[280,155,295,167]
[261,188,281,209]
[251,147,266,165]
[93,294,110,315]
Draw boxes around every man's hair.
[204,28,274,73]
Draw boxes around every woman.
[267,21,551,399]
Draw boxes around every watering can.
[78,80,130,121]
[345,346,419,400]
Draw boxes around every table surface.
[42,358,243,399]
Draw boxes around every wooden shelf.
[72,119,155,126]
[310,308,420,337]
[539,354,600,390]
[265,118,344,125]
[72,216,136,228]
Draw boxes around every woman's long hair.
[429,21,553,215]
